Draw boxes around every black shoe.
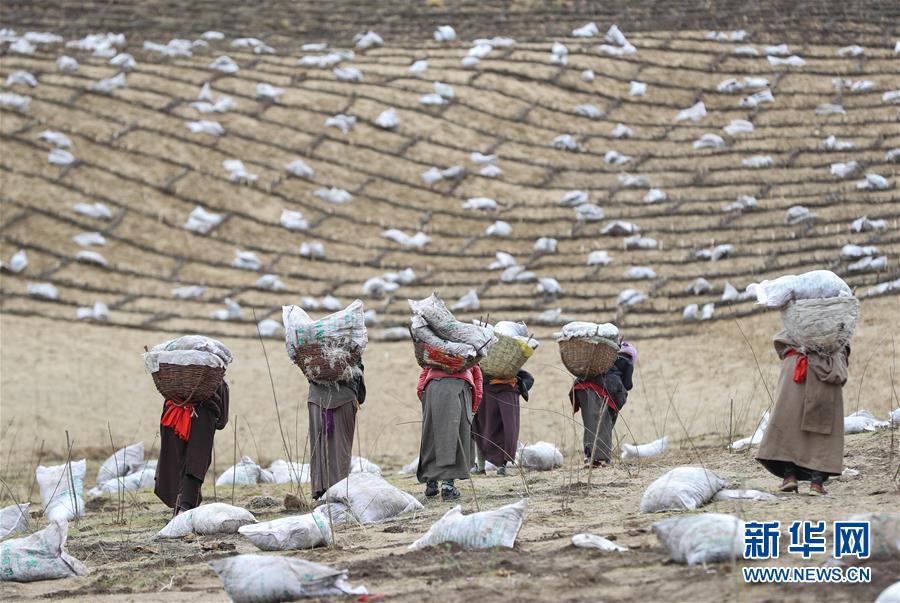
[425,481,439,498]
[441,484,461,501]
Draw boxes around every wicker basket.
[782,296,859,355]
[293,340,362,384]
[559,337,619,379]
[411,330,481,373]
[480,334,535,378]
[152,363,225,403]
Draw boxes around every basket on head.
[480,334,534,378]
[411,330,480,374]
[781,296,859,355]
[152,364,225,403]
[293,339,363,384]
[559,337,619,379]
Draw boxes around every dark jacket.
[602,356,634,410]
[516,370,535,402]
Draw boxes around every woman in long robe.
[416,365,483,500]
[473,370,533,476]
[155,381,229,514]
[756,331,849,495]
[308,364,366,499]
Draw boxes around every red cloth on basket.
[160,400,196,441]
[785,349,808,383]
[417,365,484,412]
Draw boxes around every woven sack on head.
[294,340,363,384]
[559,337,619,379]
[781,296,859,355]
[152,364,225,403]
[480,334,534,378]
[412,330,480,373]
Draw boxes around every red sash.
[161,400,196,441]
[785,350,808,383]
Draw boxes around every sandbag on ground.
[210,554,366,602]
[321,473,422,524]
[640,467,727,513]
[410,499,527,550]
[0,521,87,582]
[36,459,86,523]
[96,442,144,486]
[653,513,745,565]
[0,503,29,539]
[156,503,256,538]
[239,513,331,551]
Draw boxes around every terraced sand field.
[0,1,898,601]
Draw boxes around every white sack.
[0,504,29,540]
[752,270,851,308]
[0,521,87,582]
[210,554,366,602]
[639,467,727,513]
[621,436,668,461]
[519,441,563,471]
[571,533,628,552]
[713,489,778,501]
[653,513,745,565]
[238,513,331,551]
[216,456,263,486]
[157,503,256,538]
[96,442,144,486]
[36,460,85,523]
[322,473,422,524]
[409,499,527,550]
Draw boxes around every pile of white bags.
[215,456,275,486]
[751,270,852,308]
[875,582,900,603]
[321,473,422,524]
[652,513,745,565]
[409,293,496,365]
[143,335,233,373]
[238,513,331,551]
[209,555,367,602]
[844,409,890,434]
[621,436,669,461]
[89,461,157,496]
[96,442,144,486]
[156,503,256,538]
[36,460,86,523]
[282,299,368,383]
[640,467,727,513]
[518,442,564,471]
[0,504,29,539]
[0,521,87,582]
[410,500,527,550]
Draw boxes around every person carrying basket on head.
[569,340,636,468]
[148,335,232,516]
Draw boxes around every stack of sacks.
[408,294,496,373]
[143,335,232,373]
[89,442,160,496]
[750,270,858,355]
[555,322,620,379]
[282,299,368,383]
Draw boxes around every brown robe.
[418,378,474,483]
[575,388,617,463]
[308,382,358,497]
[756,331,849,480]
[154,381,229,508]
[472,382,520,467]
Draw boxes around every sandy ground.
[0,430,896,603]
[0,304,898,602]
